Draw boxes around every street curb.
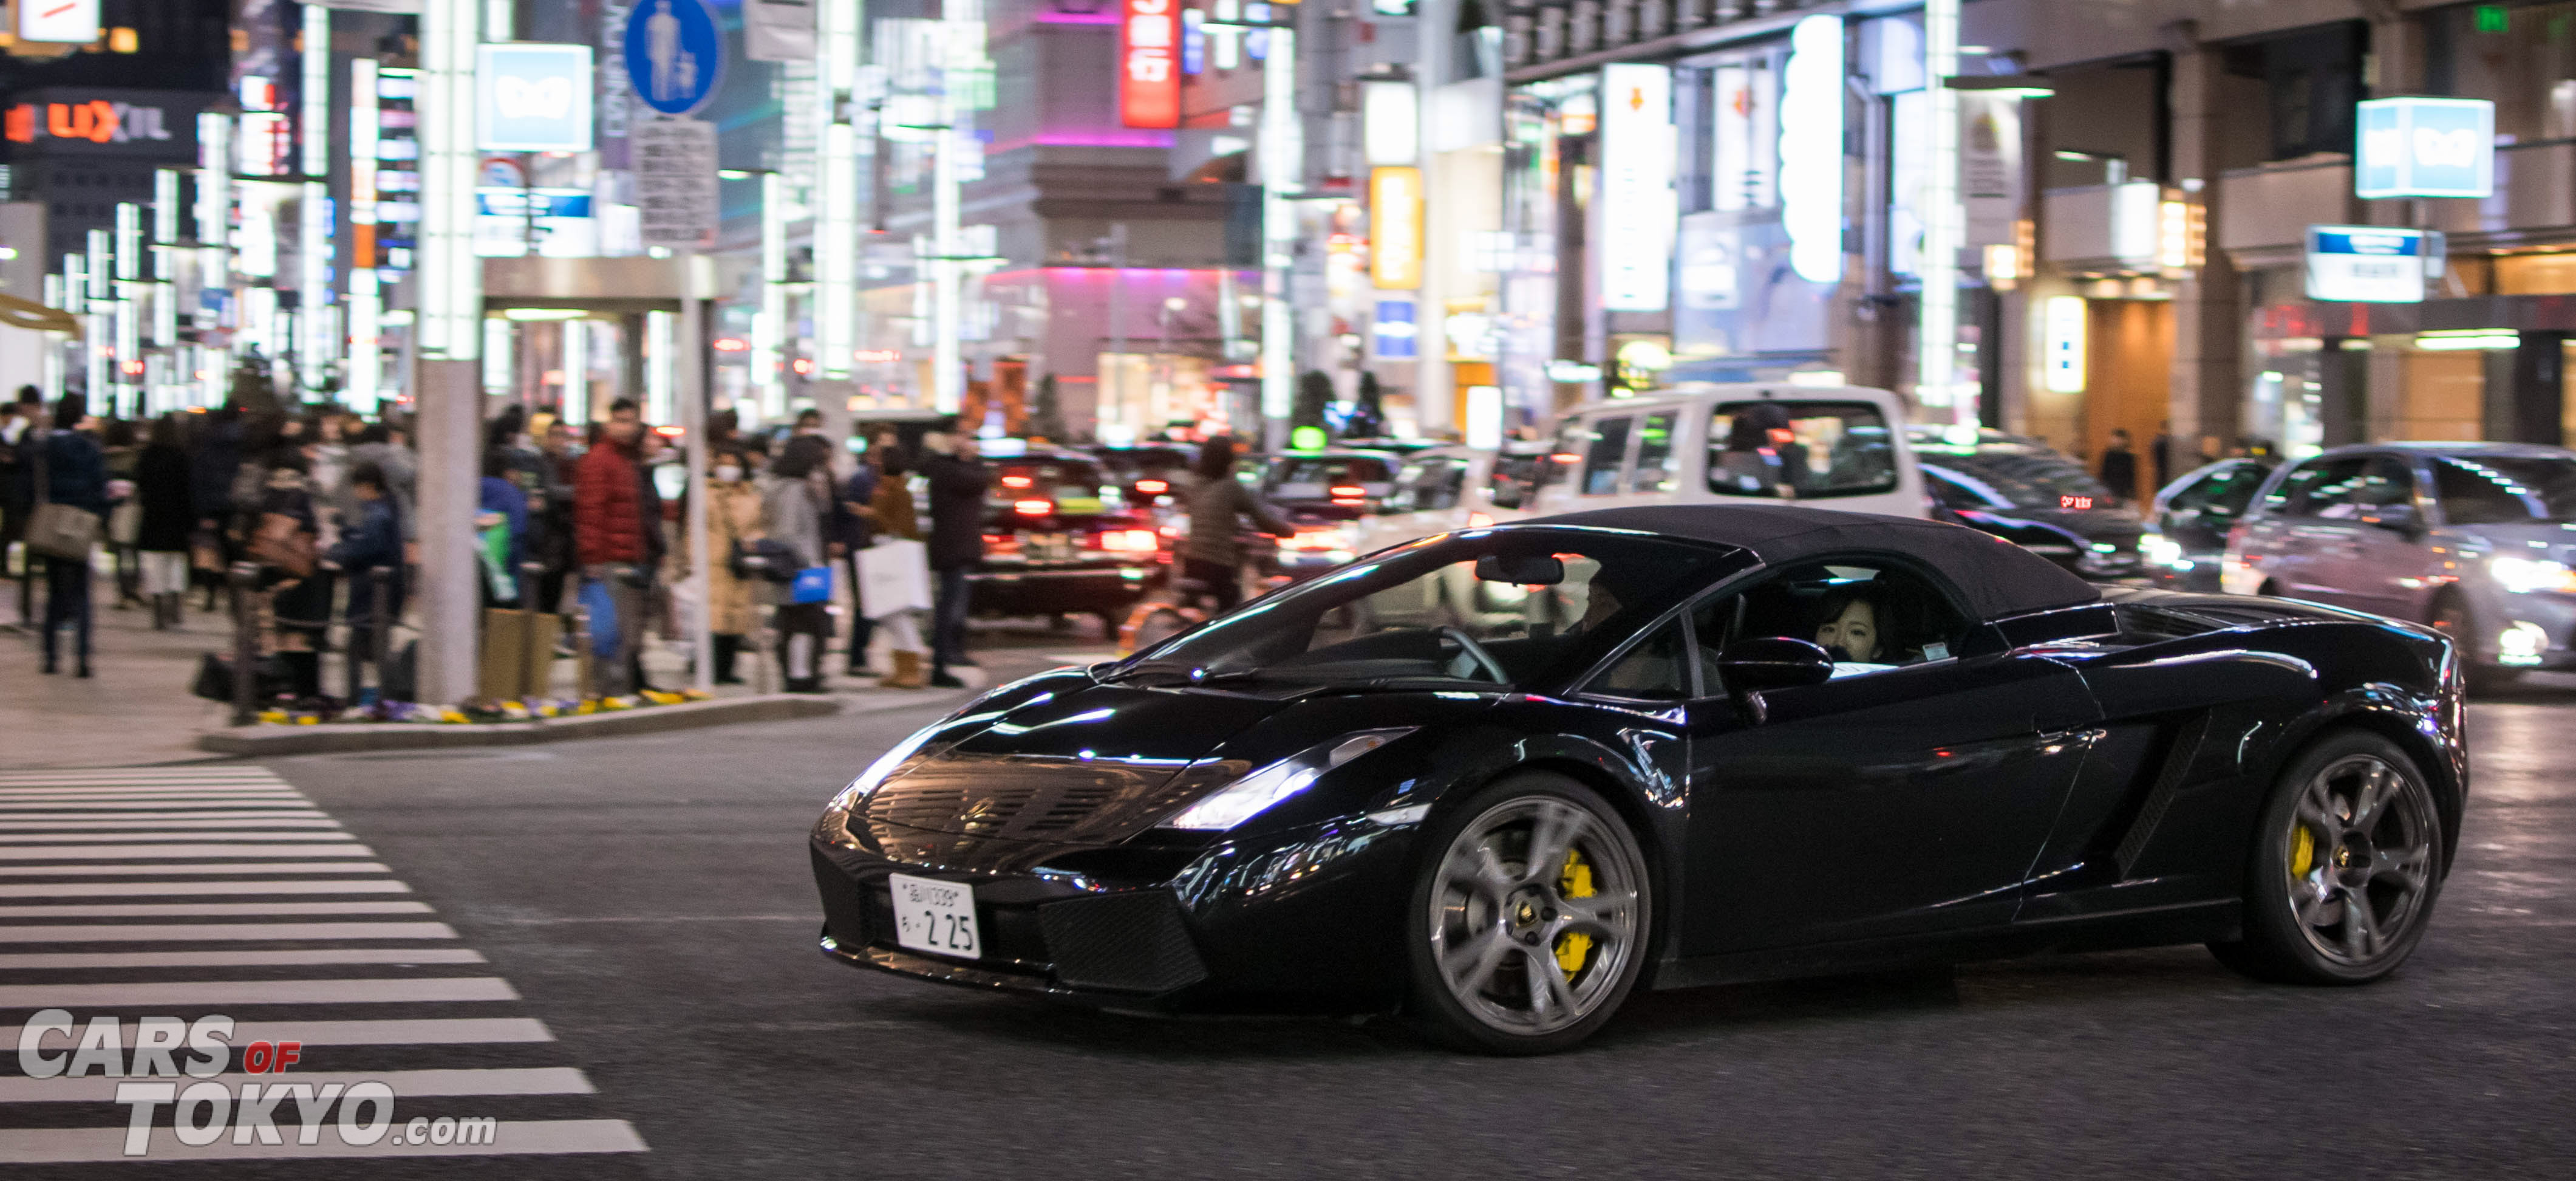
[192,694,856,756]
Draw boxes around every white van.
[1521,383,1928,519]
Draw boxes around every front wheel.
[1406,773,1651,1054]
[2208,731,2446,985]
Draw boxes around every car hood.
[858,683,1290,845]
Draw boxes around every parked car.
[1091,444,1194,519]
[2223,441,2576,685]
[966,447,1162,634]
[1250,448,1408,583]
[813,504,2464,1053]
[1911,426,2145,580]
[2141,457,2277,590]
[1521,383,1926,519]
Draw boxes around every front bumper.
[809,810,1419,1010]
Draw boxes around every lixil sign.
[2355,97,2494,199]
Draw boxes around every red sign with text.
[1119,0,1179,129]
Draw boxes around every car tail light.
[1101,529,1159,553]
[1014,499,1054,516]
[1282,529,1351,551]
[1157,523,1184,538]
[1329,485,1366,497]
[1001,474,1034,489]
[1135,479,1169,494]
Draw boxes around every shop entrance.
[2081,299,2173,502]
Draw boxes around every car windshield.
[1264,456,1396,499]
[1100,448,1189,480]
[1113,529,1739,690]
[2433,455,2576,524]
[1918,447,2112,510]
[1707,401,1897,499]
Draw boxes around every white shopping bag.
[857,538,933,618]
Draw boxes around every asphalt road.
[7,657,2575,1179]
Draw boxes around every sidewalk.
[1,574,1082,770]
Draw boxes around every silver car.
[2224,442,2576,684]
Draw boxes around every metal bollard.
[228,563,260,726]
[571,603,595,701]
[369,567,393,702]
[517,561,546,702]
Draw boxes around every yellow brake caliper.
[2290,823,2316,879]
[1555,849,1596,979]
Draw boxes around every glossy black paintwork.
[812,544,2466,1012]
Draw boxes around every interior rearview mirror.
[1475,553,1564,585]
[1716,637,1836,694]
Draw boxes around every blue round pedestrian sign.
[624,0,725,117]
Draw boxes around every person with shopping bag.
[762,434,837,693]
[857,443,930,688]
[573,400,654,697]
[24,396,108,676]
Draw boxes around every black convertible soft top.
[1523,505,2102,620]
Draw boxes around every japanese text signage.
[1119,0,1180,129]
[478,43,596,153]
[2355,97,2493,200]
[1599,63,1677,311]
[2306,225,2426,303]
[624,0,725,117]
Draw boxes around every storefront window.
[2428,1,2576,141]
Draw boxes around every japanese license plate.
[888,873,980,959]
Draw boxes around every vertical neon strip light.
[348,56,381,414]
[931,2,980,414]
[1259,22,1298,426]
[1919,0,1962,421]
[814,0,860,383]
[757,169,788,420]
[418,0,481,363]
[301,2,332,397]
[561,318,588,426]
[114,204,140,416]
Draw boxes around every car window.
[1691,560,1971,682]
[1582,417,1634,495]
[1264,456,1395,500]
[2354,456,2416,510]
[1708,400,1897,499]
[1631,412,1680,493]
[2265,457,2370,518]
[1587,617,1694,700]
[1385,457,1464,513]
[1123,530,1736,690]
[2165,464,2267,520]
[2433,454,2576,524]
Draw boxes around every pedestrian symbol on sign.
[624,0,725,117]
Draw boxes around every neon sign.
[1119,0,1179,129]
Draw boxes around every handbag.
[189,528,224,573]
[245,510,317,578]
[789,565,834,605]
[22,433,101,562]
[730,537,801,584]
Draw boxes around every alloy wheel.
[1426,795,1644,1037]
[2285,753,2439,967]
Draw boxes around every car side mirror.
[1715,637,1835,694]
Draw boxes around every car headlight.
[2140,532,2186,569]
[1158,728,1419,832]
[2490,555,2576,594]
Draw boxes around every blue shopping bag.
[789,566,833,605]
[578,578,620,659]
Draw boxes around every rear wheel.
[2208,731,2445,985]
[1406,773,1651,1054]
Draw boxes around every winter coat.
[704,478,765,635]
[918,453,990,570]
[479,476,530,575]
[833,464,879,549]
[326,495,404,626]
[188,415,244,525]
[867,476,920,542]
[1182,471,1292,567]
[760,472,830,569]
[573,437,648,567]
[30,430,110,516]
[347,440,418,540]
[134,443,194,552]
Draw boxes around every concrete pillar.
[2319,338,2369,447]
[2165,35,2241,454]
[412,358,482,705]
[2492,332,2567,445]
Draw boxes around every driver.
[1813,584,1898,665]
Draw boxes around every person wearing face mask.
[699,450,765,685]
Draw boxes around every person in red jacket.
[574,399,653,696]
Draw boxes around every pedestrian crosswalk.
[0,766,647,1165]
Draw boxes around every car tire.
[2207,730,2447,986]
[1404,772,1652,1055]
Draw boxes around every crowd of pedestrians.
[0,380,1002,704]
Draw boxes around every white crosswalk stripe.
[0,767,645,1165]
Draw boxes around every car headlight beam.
[2490,555,2576,595]
[1159,728,1419,832]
